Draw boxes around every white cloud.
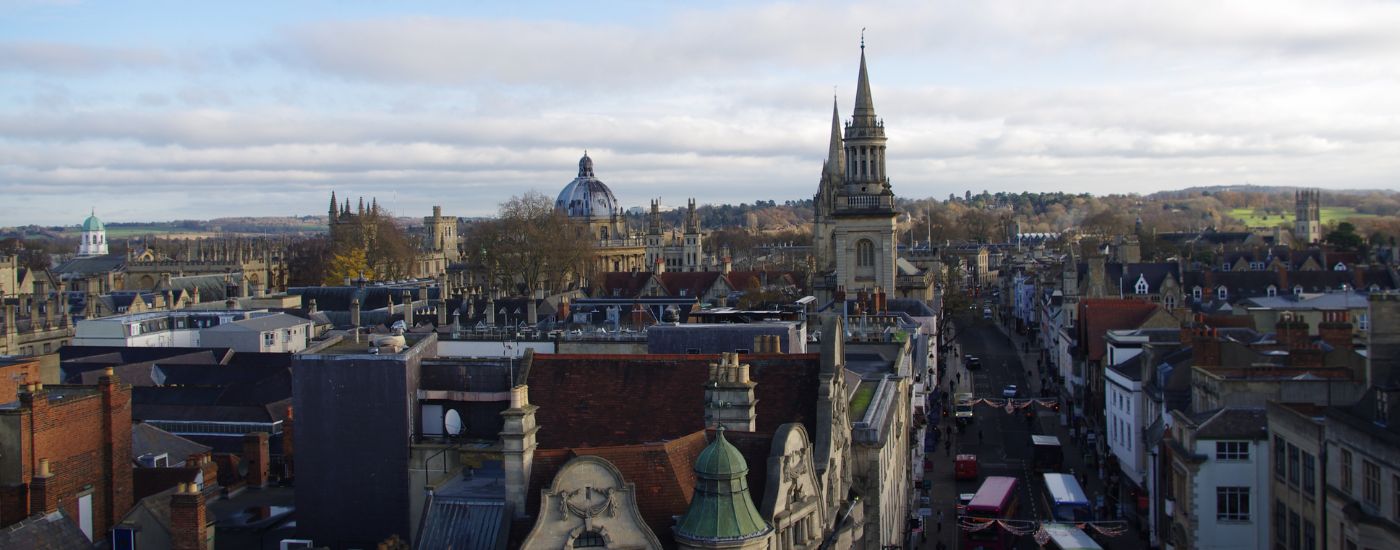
[4,0,1400,225]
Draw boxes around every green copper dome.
[82,212,104,232]
[674,429,771,543]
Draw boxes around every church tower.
[828,40,897,298]
[683,199,704,272]
[78,209,108,257]
[1294,188,1321,245]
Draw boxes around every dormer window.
[1293,285,1303,296]
[1334,262,1347,271]
[1193,286,1203,300]
[1165,295,1177,309]
[1217,286,1228,301]
[1267,285,1277,297]
[1250,262,1265,271]
[1221,263,1231,272]
[1135,275,1149,295]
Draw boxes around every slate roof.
[202,312,310,333]
[168,273,234,302]
[1078,262,1180,295]
[657,272,727,299]
[53,254,125,276]
[1193,408,1269,440]
[524,353,821,449]
[131,422,212,465]
[416,497,508,550]
[288,285,441,312]
[0,510,91,550]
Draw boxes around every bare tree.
[464,192,594,296]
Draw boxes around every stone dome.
[555,152,619,220]
[82,212,105,232]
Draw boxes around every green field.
[1228,206,1375,228]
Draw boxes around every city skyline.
[4,0,1400,225]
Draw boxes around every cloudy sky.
[4,0,1400,226]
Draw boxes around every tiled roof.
[131,422,212,464]
[525,353,821,448]
[526,430,711,547]
[597,271,658,299]
[1077,299,1162,362]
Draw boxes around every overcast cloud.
[2,0,1399,226]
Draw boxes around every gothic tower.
[683,199,704,272]
[1294,188,1321,245]
[829,41,897,297]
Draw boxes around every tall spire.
[852,40,876,123]
[825,96,844,177]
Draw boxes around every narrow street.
[919,309,1147,549]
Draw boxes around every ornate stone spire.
[852,39,876,125]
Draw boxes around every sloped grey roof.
[131,422,212,465]
[203,313,310,332]
[1195,408,1268,440]
[414,497,508,550]
[0,510,91,550]
[54,254,125,276]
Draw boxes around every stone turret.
[673,428,773,550]
[500,384,539,518]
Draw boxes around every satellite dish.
[444,409,463,436]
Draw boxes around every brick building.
[0,356,41,400]
[0,368,133,542]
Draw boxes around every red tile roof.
[597,271,658,299]
[525,353,821,449]
[1077,299,1163,362]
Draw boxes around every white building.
[74,310,311,353]
[1163,407,1271,550]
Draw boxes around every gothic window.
[856,239,875,267]
[1135,275,1149,295]
[1267,285,1277,297]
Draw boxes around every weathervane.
[861,27,866,50]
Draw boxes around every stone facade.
[521,455,663,550]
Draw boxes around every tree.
[325,247,372,286]
[464,191,595,296]
[1326,222,1364,252]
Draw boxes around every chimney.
[704,353,758,432]
[630,302,644,327]
[29,458,58,515]
[1088,255,1107,297]
[559,298,570,322]
[308,299,317,315]
[4,304,15,335]
[527,299,538,325]
[1275,313,1310,349]
[1191,328,1222,367]
[654,256,666,274]
[349,298,361,328]
[1318,310,1354,351]
[485,296,496,326]
[402,291,414,327]
[168,482,208,550]
[99,366,133,531]
[187,454,218,494]
[282,406,294,481]
[242,432,270,488]
[500,385,538,518]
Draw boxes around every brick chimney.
[187,454,218,495]
[704,352,758,432]
[1275,313,1310,349]
[241,432,269,488]
[100,367,133,534]
[1318,310,1354,351]
[282,406,294,481]
[500,385,538,518]
[1189,328,1222,367]
[169,482,208,550]
[1369,293,1400,388]
[29,458,58,515]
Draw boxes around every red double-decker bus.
[962,475,1020,550]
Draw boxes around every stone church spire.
[852,42,876,126]
[825,96,844,179]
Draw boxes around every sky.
[3,0,1400,226]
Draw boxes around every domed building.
[78,209,108,256]
[554,152,718,276]
[674,428,773,550]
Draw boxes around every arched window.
[1134,275,1149,295]
[1217,286,1228,301]
[573,531,605,548]
[1266,285,1277,297]
[856,239,875,267]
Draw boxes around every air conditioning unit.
[136,453,169,468]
